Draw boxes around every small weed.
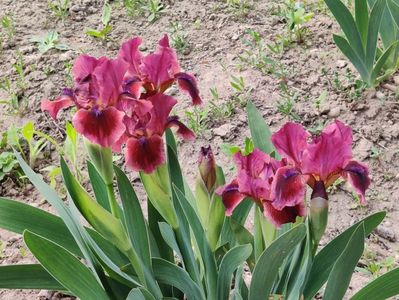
[239,30,288,79]
[1,14,15,40]
[122,0,145,16]
[230,75,252,108]
[64,60,74,86]
[169,22,188,53]
[143,0,164,23]
[185,107,209,134]
[86,3,112,41]
[0,151,19,182]
[48,0,70,20]
[226,0,253,17]
[31,31,69,53]
[208,87,235,121]
[370,147,381,159]
[359,248,396,278]
[321,68,366,102]
[314,90,327,110]
[276,82,299,120]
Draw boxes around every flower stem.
[106,183,121,219]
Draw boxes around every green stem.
[106,184,121,219]
[33,130,64,155]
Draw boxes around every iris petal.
[341,160,371,204]
[216,179,246,216]
[271,166,307,210]
[72,107,126,148]
[125,135,165,173]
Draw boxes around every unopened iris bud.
[198,146,217,193]
[310,181,329,251]
[85,139,114,185]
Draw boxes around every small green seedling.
[226,0,253,17]
[169,22,188,52]
[143,0,164,23]
[0,151,19,181]
[185,107,209,134]
[86,3,112,40]
[1,14,15,39]
[48,0,70,20]
[31,31,69,53]
[123,0,145,16]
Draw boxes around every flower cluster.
[217,120,371,227]
[42,35,200,173]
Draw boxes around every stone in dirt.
[213,124,234,138]
[375,225,396,242]
[327,106,340,118]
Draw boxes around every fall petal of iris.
[72,107,126,148]
[263,201,305,228]
[271,166,307,210]
[175,72,202,105]
[341,160,371,204]
[125,135,165,173]
[216,179,246,216]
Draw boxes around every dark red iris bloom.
[41,35,199,173]
[41,55,128,148]
[118,35,202,104]
[271,120,371,208]
[216,148,305,227]
[115,93,194,173]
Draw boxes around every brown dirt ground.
[0,0,398,299]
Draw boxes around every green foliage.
[325,0,398,86]
[0,14,15,40]
[48,0,70,20]
[226,0,253,17]
[0,151,19,181]
[168,22,188,53]
[144,0,164,23]
[86,3,112,40]
[0,102,394,299]
[31,31,69,53]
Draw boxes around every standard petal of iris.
[167,116,195,140]
[271,122,309,165]
[72,107,126,148]
[41,94,74,119]
[141,36,179,90]
[341,160,371,204]
[175,72,202,105]
[72,54,106,83]
[147,94,177,134]
[216,179,246,216]
[303,120,353,181]
[125,135,165,173]
[118,37,143,76]
[271,166,307,210]
[93,58,128,107]
[263,201,305,228]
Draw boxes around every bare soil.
[0,0,398,299]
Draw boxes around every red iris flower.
[41,55,128,148]
[118,35,202,105]
[117,93,194,173]
[271,120,371,209]
[216,149,305,227]
[41,35,200,174]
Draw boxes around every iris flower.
[42,35,199,174]
[41,55,128,148]
[216,149,305,227]
[271,120,371,209]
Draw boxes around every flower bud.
[310,181,329,250]
[84,139,114,185]
[198,146,216,193]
